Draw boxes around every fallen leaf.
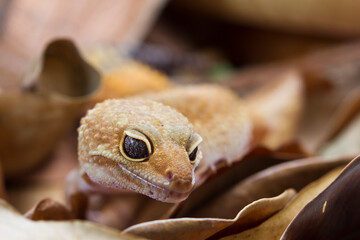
[316,87,360,147]
[192,157,349,219]
[174,0,360,37]
[245,71,304,149]
[220,166,345,239]
[8,181,65,214]
[0,93,79,178]
[0,39,100,178]
[85,193,173,230]
[25,198,73,221]
[0,199,146,240]
[225,41,360,152]
[124,190,295,240]
[0,162,7,200]
[0,0,166,89]
[174,146,295,219]
[281,155,360,240]
[321,112,360,158]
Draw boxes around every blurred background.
[1,0,360,89]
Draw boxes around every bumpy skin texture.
[77,85,252,203]
[139,85,253,169]
[78,99,202,202]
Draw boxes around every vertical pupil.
[189,147,198,161]
[124,136,149,159]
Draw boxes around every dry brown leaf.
[5,131,78,215]
[220,166,345,240]
[0,0,167,90]
[0,199,145,240]
[281,155,360,240]
[321,112,360,158]
[24,39,100,98]
[0,39,100,178]
[192,157,349,219]
[8,181,65,214]
[316,87,360,146]
[0,93,79,178]
[85,193,173,230]
[25,198,73,221]
[245,70,304,149]
[226,42,360,152]
[175,0,360,37]
[0,162,7,200]
[124,190,295,240]
[175,146,297,219]
[317,87,360,158]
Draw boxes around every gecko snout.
[166,169,194,193]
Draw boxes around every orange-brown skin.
[73,85,252,203]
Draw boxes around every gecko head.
[78,99,202,203]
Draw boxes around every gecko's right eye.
[120,130,152,161]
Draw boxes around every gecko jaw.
[88,148,194,202]
[116,162,193,203]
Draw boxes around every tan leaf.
[85,193,174,230]
[220,166,345,240]
[0,199,145,240]
[245,71,304,149]
[0,39,100,178]
[319,87,360,158]
[8,182,65,214]
[225,41,360,152]
[6,131,78,215]
[175,0,360,37]
[192,157,349,219]
[25,198,73,221]
[0,162,7,200]
[0,0,166,89]
[321,112,360,158]
[175,146,298,219]
[124,190,295,240]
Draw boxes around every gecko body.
[76,85,253,203]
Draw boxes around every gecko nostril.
[166,171,174,181]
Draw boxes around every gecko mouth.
[88,151,193,202]
[116,162,192,203]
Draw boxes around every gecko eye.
[189,147,198,162]
[120,130,152,161]
[186,133,202,164]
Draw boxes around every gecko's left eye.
[120,129,152,161]
[186,133,202,164]
[189,146,198,162]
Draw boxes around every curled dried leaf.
[0,199,145,240]
[176,146,294,219]
[0,162,7,200]
[192,157,349,219]
[281,155,360,240]
[321,112,360,158]
[221,165,345,240]
[175,0,360,37]
[245,71,304,149]
[25,198,73,221]
[124,190,295,240]
[0,39,100,178]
